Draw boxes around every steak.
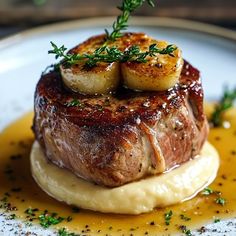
[33,61,208,187]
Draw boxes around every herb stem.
[105,0,155,41]
[48,0,177,70]
[49,42,176,69]
[210,88,236,127]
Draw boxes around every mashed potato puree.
[31,141,219,214]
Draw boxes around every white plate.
[0,17,236,235]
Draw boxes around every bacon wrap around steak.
[33,61,208,187]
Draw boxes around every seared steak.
[33,61,208,187]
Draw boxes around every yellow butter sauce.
[0,106,236,235]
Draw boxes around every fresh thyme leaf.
[49,42,68,59]
[201,188,226,206]
[215,197,226,206]
[210,88,236,127]
[179,225,192,236]
[38,212,64,228]
[201,187,214,195]
[201,187,222,196]
[58,228,78,236]
[164,210,173,225]
[8,214,16,220]
[49,42,176,69]
[48,0,178,69]
[106,0,155,41]
[214,218,221,223]
[48,0,176,71]
[25,207,38,216]
[66,99,84,108]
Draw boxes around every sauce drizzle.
[0,105,236,235]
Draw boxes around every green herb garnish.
[49,42,176,69]
[210,88,236,127]
[164,210,173,225]
[66,99,84,108]
[215,197,226,206]
[201,188,226,206]
[179,225,192,236]
[8,214,16,220]
[201,187,214,195]
[201,187,222,196]
[49,0,176,69]
[105,0,155,41]
[58,228,78,236]
[38,212,64,228]
[25,208,38,216]
[214,218,221,223]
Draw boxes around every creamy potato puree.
[30,141,219,214]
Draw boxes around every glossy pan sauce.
[0,105,235,235]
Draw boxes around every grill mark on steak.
[33,61,209,187]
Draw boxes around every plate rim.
[0,16,236,50]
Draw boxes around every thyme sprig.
[48,0,176,69]
[210,88,236,127]
[49,42,176,69]
[105,0,155,41]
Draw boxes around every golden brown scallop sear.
[60,33,183,94]
[60,34,120,95]
[121,36,183,91]
[33,59,208,187]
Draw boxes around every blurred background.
[0,0,236,39]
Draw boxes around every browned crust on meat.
[33,60,208,187]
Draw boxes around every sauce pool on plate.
[0,105,236,235]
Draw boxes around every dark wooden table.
[1,0,236,39]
